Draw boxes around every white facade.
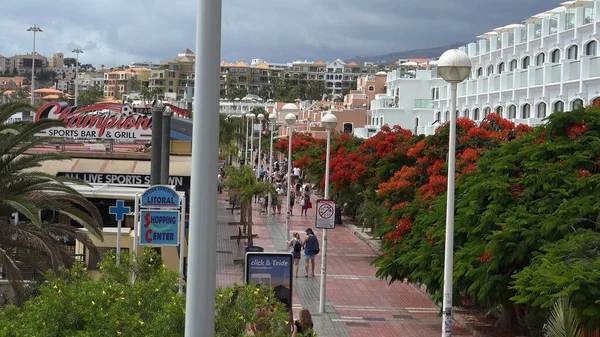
[57,72,104,93]
[363,1,600,137]
[130,61,159,70]
[326,59,346,96]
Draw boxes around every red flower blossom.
[478,251,491,263]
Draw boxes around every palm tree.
[224,166,272,246]
[0,102,103,303]
[544,297,582,337]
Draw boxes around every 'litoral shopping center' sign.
[34,102,152,140]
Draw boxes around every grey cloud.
[1,0,558,66]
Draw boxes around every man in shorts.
[302,228,319,277]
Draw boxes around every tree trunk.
[494,304,519,329]
[247,202,254,247]
[240,203,247,234]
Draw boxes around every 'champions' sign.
[34,102,152,140]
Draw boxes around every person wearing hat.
[302,228,319,277]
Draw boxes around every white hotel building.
[360,1,600,137]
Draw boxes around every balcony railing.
[414,99,432,109]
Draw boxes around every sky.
[0,0,557,68]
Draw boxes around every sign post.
[315,199,336,229]
[109,200,131,266]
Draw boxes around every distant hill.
[345,42,466,65]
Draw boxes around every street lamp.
[267,113,277,216]
[284,113,296,239]
[27,25,42,106]
[257,113,265,179]
[72,48,83,106]
[248,113,256,168]
[244,113,250,165]
[437,48,471,337]
[318,112,337,314]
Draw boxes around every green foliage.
[543,297,582,337]
[0,249,291,337]
[76,86,104,108]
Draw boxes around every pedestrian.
[289,192,295,215]
[292,308,315,337]
[259,194,266,213]
[302,228,319,277]
[259,165,265,181]
[300,193,310,216]
[276,184,284,214]
[288,232,302,277]
[304,183,311,197]
[229,194,236,215]
[295,180,302,202]
[271,190,278,214]
[217,174,223,194]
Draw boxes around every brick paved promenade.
[216,192,471,337]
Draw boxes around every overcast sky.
[0,0,556,67]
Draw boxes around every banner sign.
[34,102,152,140]
[245,252,293,309]
[141,185,180,209]
[56,172,190,191]
[315,199,336,229]
[140,210,180,245]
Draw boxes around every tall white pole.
[184,0,221,335]
[441,82,458,337]
[28,26,42,106]
[257,120,262,178]
[245,117,249,164]
[268,122,274,216]
[319,128,332,314]
[116,220,122,266]
[178,192,187,294]
[73,49,83,106]
[250,120,254,168]
[285,126,293,239]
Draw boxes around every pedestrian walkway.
[215,191,471,337]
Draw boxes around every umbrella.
[561,0,594,8]
[545,6,567,14]
[523,13,550,23]
[493,23,526,33]
[401,61,418,67]
[477,31,498,38]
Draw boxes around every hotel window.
[436,111,441,122]
[496,106,503,117]
[551,49,561,63]
[444,111,449,123]
[535,53,545,66]
[456,110,460,120]
[487,65,494,76]
[498,62,505,74]
[522,56,530,69]
[572,99,584,110]
[476,67,483,77]
[567,45,578,60]
[463,109,470,118]
[473,108,480,121]
[585,41,597,56]
[536,102,547,118]
[431,88,436,100]
[553,101,564,112]
[508,105,517,119]
[484,107,491,117]
[414,117,419,134]
[509,59,518,71]
[521,103,531,119]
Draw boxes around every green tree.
[224,166,273,246]
[76,86,104,107]
[544,297,582,337]
[63,57,78,68]
[224,73,247,100]
[0,103,103,302]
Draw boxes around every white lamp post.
[436,49,472,337]
[248,113,256,168]
[318,112,337,314]
[257,113,265,179]
[27,25,42,106]
[73,48,83,106]
[244,113,249,165]
[268,113,277,216]
[284,113,296,238]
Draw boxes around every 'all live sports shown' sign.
[34,102,152,140]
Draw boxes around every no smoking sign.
[316,199,336,229]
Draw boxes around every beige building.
[103,68,151,99]
[7,52,48,75]
[148,49,196,101]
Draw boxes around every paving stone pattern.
[216,192,471,337]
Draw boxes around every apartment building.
[130,61,160,70]
[356,1,600,137]
[104,68,151,98]
[344,72,387,110]
[0,55,8,74]
[148,49,195,100]
[7,52,48,74]
[57,72,105,94]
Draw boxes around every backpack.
[305,235,320,255]
[293,239,302,252]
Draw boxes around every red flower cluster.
[567,121,589,138]
[578,169,592,180]
[478,251,491,263]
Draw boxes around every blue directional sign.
[109,200,131,222]
[140,210,180,246]
[141,185,180,209]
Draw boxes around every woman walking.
[288,232,302,277]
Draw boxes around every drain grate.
[392,314,414,319]
[363,317,385,321]
[217,250,233,254]
[345,322,370,327]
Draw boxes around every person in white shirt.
[293,167,301,177]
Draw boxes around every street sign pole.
[178,192,187,294]
[109,200,131,267]
[117,220,122,265]
[319,127,333,314]
[132,193,139,284]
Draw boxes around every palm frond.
[544,297,582,337]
